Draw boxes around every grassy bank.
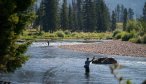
[19,29,112,40]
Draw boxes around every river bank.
[60,40,146,57]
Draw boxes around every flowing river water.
[0,41,146,84]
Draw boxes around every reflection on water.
[0,42,146,84]
[85,72,90,79]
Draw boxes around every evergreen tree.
[77,0,83,31]
[82,0,97,32]
[96,0,110,32]
[111,11,117,31]
[90,1,97,32]
[120,5,125,22]
[72,10,78,32]
[60,0,68,30]
[71,0,78,31]
[0,0,35,72]
[123,8,128,31]
[128,8,134,20]
[114,4,125,22]
[33,1,45,29]
[115,4,120,22]
[43,0,58,32]
[143,2,146,21]
[68,5,73,30]
[82,0,90,32]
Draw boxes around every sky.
[36,0,146,17]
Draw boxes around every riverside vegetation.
[19,29,112,40]
[113,21,146,44]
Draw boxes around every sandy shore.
[60,40,146,57]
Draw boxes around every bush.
[115,33,122,39]
[127,20,137,32]
[126,80,132,84]
[121,32,133,41]
[138,31,145,36]
[137,36,142,43]
[64,30,71,35]
[129,38,138,43]
[141,34,146,43]
[71,32,78,37]
[112,30,121,37]
[129,36,143,43]
[127,20,144,33]
[55,30,65,38]
[48,34,56,38]
[106,35,113,39]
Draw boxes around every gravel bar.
[60,40,146,57]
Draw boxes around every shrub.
[115,33,122,39]
[129,38,138,43]
[49,34,56,38]
[71,32,78,36]
[55,30,65,38]
[122,32,133,41]
[112,30,121,37]
[141,34,146,43]
[106,35,113,39]
[137,36,142,43]
[127,20,144,32]
[138,31,145,36]
[64,30,71,35]
[127,20,137,32]
[38,31,44,36]
[130,36,143,43]
[126,80,132,84]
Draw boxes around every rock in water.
[92,57,117,64]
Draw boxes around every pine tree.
[111,11,117,31]
[33,1,45,29]
[60,0,68,30]
[96,0,110,32]
[120,5,125,22]
[123,8,128,31]
[82,0,97,32]
[82,0,90,32]
[89,1,97,32]
[0,0,35,72]
[43,0,58,32]
[77,0,83,31]
[128,8,134,20]
[71,0,78,31]
[115,4,120,22]
[143,2,146,21]
[68,5,73,30]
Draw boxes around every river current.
[0,41,146,84]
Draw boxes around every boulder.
[92,57,117,64]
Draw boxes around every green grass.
[116,22,123,30]
[19,29,112,40]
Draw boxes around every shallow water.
[0,41,146,84]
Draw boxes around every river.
[0,41,146,84]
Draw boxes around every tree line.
[34,0,111,32]
[34,0,145,33]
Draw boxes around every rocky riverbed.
[60,40,146,57]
